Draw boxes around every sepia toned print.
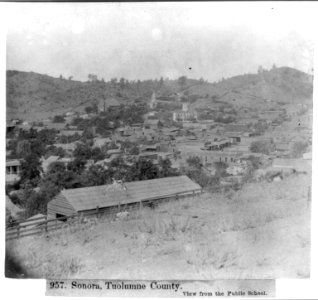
[5,2,313,281]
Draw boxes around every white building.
[172,102,198,122]
[149,92,157,110]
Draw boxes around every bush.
[186,156,202,170]
[250,140,274,155]
[291,141,307,158]
[186,170,219,189]
[53,115,65,123]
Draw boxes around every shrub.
[250,140,274,155]
[53,115,65,123]
[291,141,307,158]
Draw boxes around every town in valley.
[4,3,313,282]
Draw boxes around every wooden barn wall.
[47,194,76,219]
[77,189,203,218]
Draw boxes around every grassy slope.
[189,67,313,110]
[7,172,311,279]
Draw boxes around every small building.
[6,160,22,175]
[173,109,198,122]
[203,139,231,151]
[53,142,80,152]
[226,132,242,144]
[303,152,312,160]
[106,149,122,160]
[141,144,158,152]
[138,152,159,160]
[47,176,202,219]
[106,98,121,111]
[144,119,159,129]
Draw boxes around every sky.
[4,2,316,82]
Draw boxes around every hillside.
[6,67,313,121]
[6,71,127,121]
[7,172,311,279]
[189,67,313,111]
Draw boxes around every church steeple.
[149,91,157,109]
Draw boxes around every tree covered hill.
[6,66,313,121]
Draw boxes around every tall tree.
[20,154,42,186]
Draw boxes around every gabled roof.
[6,160,21,167]
[144,119,159,125]
[56,176,201,212]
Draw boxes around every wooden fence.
[5,208,112,241]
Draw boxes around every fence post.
[308,185,311,208]
[45,216,48,233]
[96,206,100,218]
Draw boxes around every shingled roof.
[52,176,202,212]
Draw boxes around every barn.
[47,176,202,219]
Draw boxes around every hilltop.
[189,67,313,111]
[6,67,313,121]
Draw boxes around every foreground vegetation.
[7,171,311,279]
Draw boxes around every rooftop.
[6,160,21,167]
[55,176,202,212]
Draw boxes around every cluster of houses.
[5,91,312,223]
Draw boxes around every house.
[116,127,134,137]
[53,142,80,152]
[106,98,121,111]
[173,103,198,122]
[106,149,122,160]
[138,152,159,160]
[47,176,202,219]
[131,123,143,129]
[42,121,67,132]
[6,159,22,175]
[303,152,312,160]
[203,138,231,151]
[141,144,158,152]
[80,113,89,119]
[225,132,242,144]
[144,119,159,129]
[6,160,22,184]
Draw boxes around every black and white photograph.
[1,1,317,297]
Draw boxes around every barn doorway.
[56,213,67,222]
